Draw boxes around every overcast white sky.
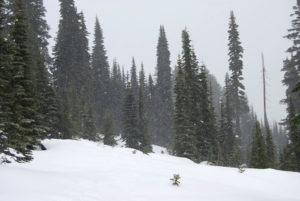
[44,0,295,124]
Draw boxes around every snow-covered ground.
[0,139,299,201]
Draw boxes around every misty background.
[44,0,294,123]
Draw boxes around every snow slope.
[0,139,299,201]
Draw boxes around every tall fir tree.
[146,73,155,141]
[217,101,226,165]
[6,0,46,161]
[223,73,237,166]
[35,50,60,139]
[173,56,197,161]
[207,80,218,162]
[197,64,216,161]
[91,16,110,128]
[53,0,96,139]
[153,25,173,146]
[138,65,152,153]
[52,0,79,138]
[122,80,140,150]
[77,12,96,140]
[281,0,300,171]
[227,11,245,142]
[111,59,124,132]
[180,30,201,160]
[0,0,12,160]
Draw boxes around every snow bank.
[0,139,299,201]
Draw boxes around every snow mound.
[0,139,300,201]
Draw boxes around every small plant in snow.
[161,150,164,154]
[170,174,181,186]
[132,150,137,154]
[238,164,247,173]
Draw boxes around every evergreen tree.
[198,64,216,161]
[6,0,45,162]
[250,121,267,169]
[53,0,95,139]
[180,30,200,161]
[122,80,139,150]
[0,0,12,160]
[23,0,50,65]
[281,0,300,171]
[138,65,152,153]
[223,73,237,166]
[130,58,138,98]
[146,73,155,142]
[82,107,97,141]
[77,12,96,139]
[265,127,276,165]
[264,121,276,167]
[227,11,245,141]
[217,101,226,165]
[286,98,300,171]
[52,0,79,138]
[111,59,124,132]
[35,51,60,139]
[102,111,117,146]
[91,16,110,128]
[173,56,197,161]
[153,25,173,146]
[208,80,218,162]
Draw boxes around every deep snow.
[0,139,300,201]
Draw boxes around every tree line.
[0,0,299,172]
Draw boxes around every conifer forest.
[0,1,300,196]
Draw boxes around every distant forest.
[0,0,299,172]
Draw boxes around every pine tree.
[173,56,197,161]
[111,59,124,132]
[23,0,50,65]
[91,16,110,128]
[138,65,152,153]
[82,107,97,141]
[250,121,267,169]
[122,80,140,150]
[223,73,237,166]
[281,0,300,171]
[198,64,217,161]
[146,73,155,143]
[265,123,276,167]
[153,25,173,146]
[77,12,96,140]
[217,101,226,165]
[0,0,12,160]
[102,111,117,146]
[286,99,300,171]
[279,144,297,171]
[35,51,60,139]
[208,80,218,162]
[52,0,79,138]
[6,0,46,162]
[227,11,245,142]
[180,30,200,161]
[53,0,96,139]
[130,58,138,99]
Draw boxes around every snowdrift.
[0,139,299,201]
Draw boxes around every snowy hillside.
[0,139,299,201]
